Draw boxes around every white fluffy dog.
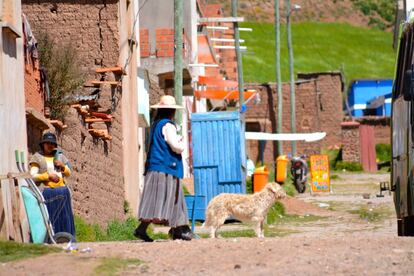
[204,182,286,238]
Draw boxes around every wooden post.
[0,176,29,242]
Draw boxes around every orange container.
[253,166,269,193]
[276,155,288,183]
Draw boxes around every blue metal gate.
[186,111,246,220]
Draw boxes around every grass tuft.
[94,258,144,276]
[0,241,61,263]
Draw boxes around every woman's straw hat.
[150,95,184,109]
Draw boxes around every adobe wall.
[355,117,391,145]
[245,73,343,164]
[22,0,120,76]
[22,1,126,225]
[60,86,125,225]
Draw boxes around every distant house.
[347,79,393,117]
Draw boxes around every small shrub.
[282,180,296,197]
[106,217,138,241]
[246,178,253,194]
[376,143,391,162]
[321,148,341,170]
[37,32,85,121]
[335,161,363,172]
[74,216,106,242]
[267,202,286,224]
[330,174,340,180]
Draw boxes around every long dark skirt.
[43,186,76,238]
[138,171,189,227]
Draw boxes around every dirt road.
[2,173,414,275]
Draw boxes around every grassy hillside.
[240,22,396,84]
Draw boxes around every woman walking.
[135,95,193,242]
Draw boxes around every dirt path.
[2,173,414,275]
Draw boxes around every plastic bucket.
[276,155,288,183]
[253,166,269,193]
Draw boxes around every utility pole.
[286,0,296,156]
[232,0,244,110]
[275,0,283,156]
[174,0,183,130]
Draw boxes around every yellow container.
[276,155,288,183]
[253,166,269,193]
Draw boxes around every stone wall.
[341,122,361,163]
[23,0,126,225]
[245,72,343,164]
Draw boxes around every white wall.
[0,0,28,176]
[119,0,141,216]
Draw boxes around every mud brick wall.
[306,74,343,149]
[60,86,125,225]
[23,1,125,225]
[22,0,119,77]
[341,122,361,163]
[245,73,343,164]
[356,117,391,145]
[24,60,44,114]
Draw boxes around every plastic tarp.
[194,89,257,100]
[245,132,326,142]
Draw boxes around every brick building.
[22,0,142,225]
[245,72,344,164]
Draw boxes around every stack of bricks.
[140,29,150,57]
[219,22,238,80]
[203,3,238,81]
[155,28,174,58]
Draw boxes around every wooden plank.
[90,80,120,86]
[10,179,22,242]
[95,66,126,75]
[89,112,113,119]
[18,181,30,243]
[0,180,7,240]
[85,118,113,123]
[199,17,244,23]
[4,180,15,240]
[49,119,67,130]
[0,172,31,181]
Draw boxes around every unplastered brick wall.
[24,60,44,114]
[155,28,174,57]
[23,0,125,225]
[153,28,190,58]
[245,73,343,164]
[140,29,150,57]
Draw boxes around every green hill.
[240,22,396,84]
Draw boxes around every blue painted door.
[186,111,246,220]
